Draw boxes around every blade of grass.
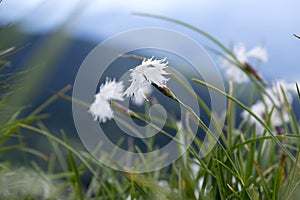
[174,96,243,182]
[227,81,234,149]
[18,123,97,176]
[21,147,49,161]
[296,83,300,100]
[232,134,298,150]
[286,179,300,199]
[245,128,255,191]
[130,169,135,200]
[280,85,300,135]
[253,159,272,199]
[285,146,300,198]
[0,144,24,153]
[29,84,72,117]
[133,12,235,58]
[192,78,296,163]
[36,121,68,171]
[62,131,84,200]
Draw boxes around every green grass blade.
[296,83,300,100]
[192,78,296,163]
[280,85,299,135]
[36,122,68,172]
[245,128,256,181]
[62,131,84,200]
[18,123,97,176]
[29,84,72,117]
[133,12,235,58]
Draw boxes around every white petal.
[241,101,266,135]
[264,80,294,106]
[99,78,124,101]
[143,66,169,86]
[124,79,150,98]
[124,57,170,101]
[89,95,113,122]
[234,43,248,63]
[220,57,249,83]
[270,109,289,127]
[246,46,268,62]
[89,78,124,123]
[220,43,268,84]
[131,85,152,106]
[226,66,249,83]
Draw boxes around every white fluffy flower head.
[131,85,152,106]
[234,43,268,63]
[89,78,124,122]
[220,43,268,83]
[241,79,297,135]
[264,79,297,106]
[124,57,169,100]
[241,100,289,135]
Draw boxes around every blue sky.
[1,0,300,81]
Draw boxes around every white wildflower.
[158,180,168,187]
[241,100,265,132]
[241,100,290,135]
[124,57,169,101]
[264,79,297,106]
[241,80,297,135]
[220,43,267,83]
[220,62,249,83]
[233,43,248,63]
[89,78,124,123]
[246,45,268,62]
[131,85,152,106]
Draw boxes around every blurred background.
[2,0,300,75]
[1,0,299,164]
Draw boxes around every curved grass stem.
[192,78,296,163]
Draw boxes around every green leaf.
[62,132,84,200]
